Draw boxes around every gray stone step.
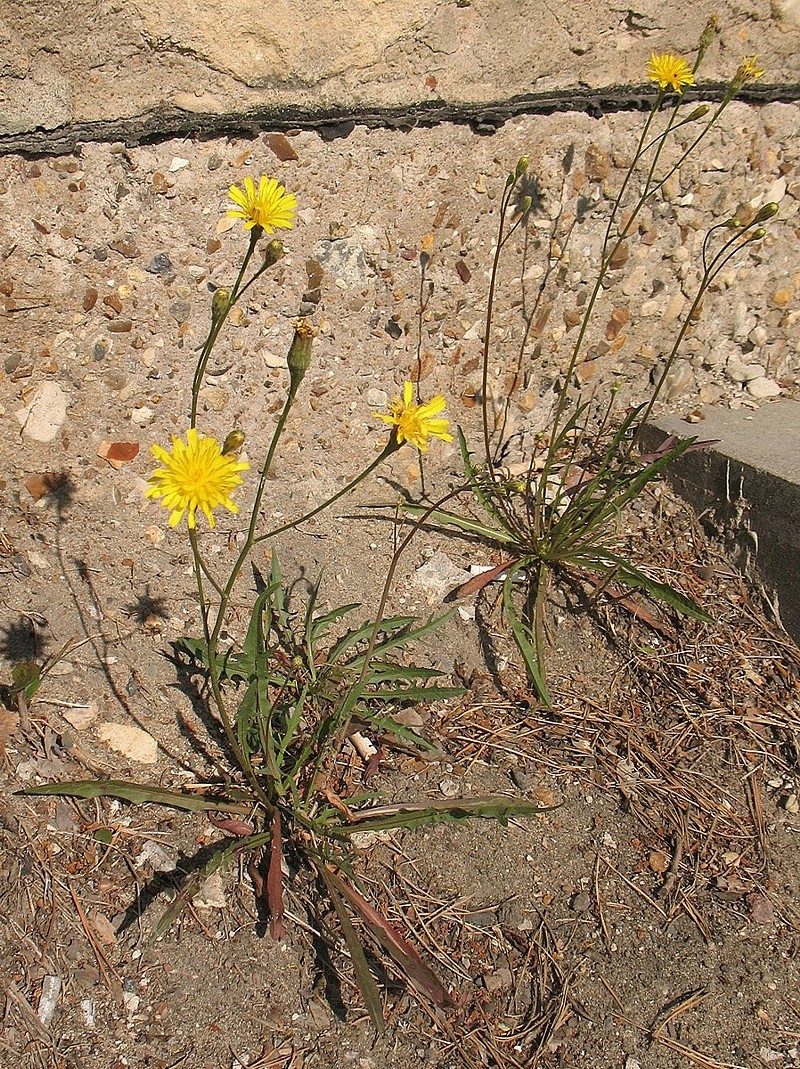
[644,400,800,643]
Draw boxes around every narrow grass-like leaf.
[579,549,713,622]
[24,779,252,814]
[503,569,551,707]
[398,502,517,545]
[315,863,385,1033]
[330,795,558,834]
[324,867,452,1008]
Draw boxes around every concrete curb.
[644,401,800,644]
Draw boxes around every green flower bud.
[222,429,246,455]
[685,105,710,121]
[211,288,230,322]
[753,202,779,224]
[750,227,766,241]
[263,239,285,268]
[287,318,315,395]
[515,155,529,178]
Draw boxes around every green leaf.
[315,863,385,1032]
[330,794,558,834]
[581,550,713,623]
[23,779,252,814]
[398,502,517,545]
[11,662,42,702]
[503,569,551,707]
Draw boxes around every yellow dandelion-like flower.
[227,176,297,234]
[646,52,696,93]
[376,381,454,452]
[146,428,249,530]
[735,55,765,85]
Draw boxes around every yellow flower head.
[735,55,765,85]
[146,428,249,530]
[376,381,454,452]
[227,176,297,234]
[646,52,696,93]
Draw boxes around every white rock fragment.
[97,723,158,764]
[194,871,226,909]
[136,840,177,872]
[413,551,468,602]
[169,156,190,172]
[37,975,61,1027]
[130,405,154,426]
[747,377,781,399]
[14,382,68,442]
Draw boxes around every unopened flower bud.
[222,429,246,455]
[515,155,529,178]
[750,227,766,241]
[212,288,230,322]
[685,105,710,121]
[724,217,742,229]
[287,318,315,395]
[698,14,719,61]
[263,239,285,267]
[753,202,779,224]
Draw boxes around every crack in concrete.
[3,82,799,157]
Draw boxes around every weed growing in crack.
[390,33,777,705]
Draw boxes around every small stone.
[658,359,694,400]
[747,376,781,399]
[571,891,592,913]
[169,156,190,172]
[747,893,775,925]
[135,841,176,873]
[130,406,154,426]
[170,299,191,323]
[83,286,98,311]
[482,966,512,992]
[110,236,140,259]
[265,133,298,162]
[585,144,610,182]
[207,154,223,171]
[261,350,285,369]
[15,382,68,442]
[782,793,799,814]
[771,287,793,308]
[414,551,467,603]
[575,359,597,383]
[147,253,174,276]
[365,388,388,408]
[97,723,158,763]
[151,172,169,194]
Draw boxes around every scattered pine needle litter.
[438,504,800,907]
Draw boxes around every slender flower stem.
[191,229,260,427]
[188,528,273,810]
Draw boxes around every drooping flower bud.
[753,202,779,224]
[222,429,246,456]
[287,318,315,396]
[211,288,230,323]
[263,239,285,268]
[685,105,710,121]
